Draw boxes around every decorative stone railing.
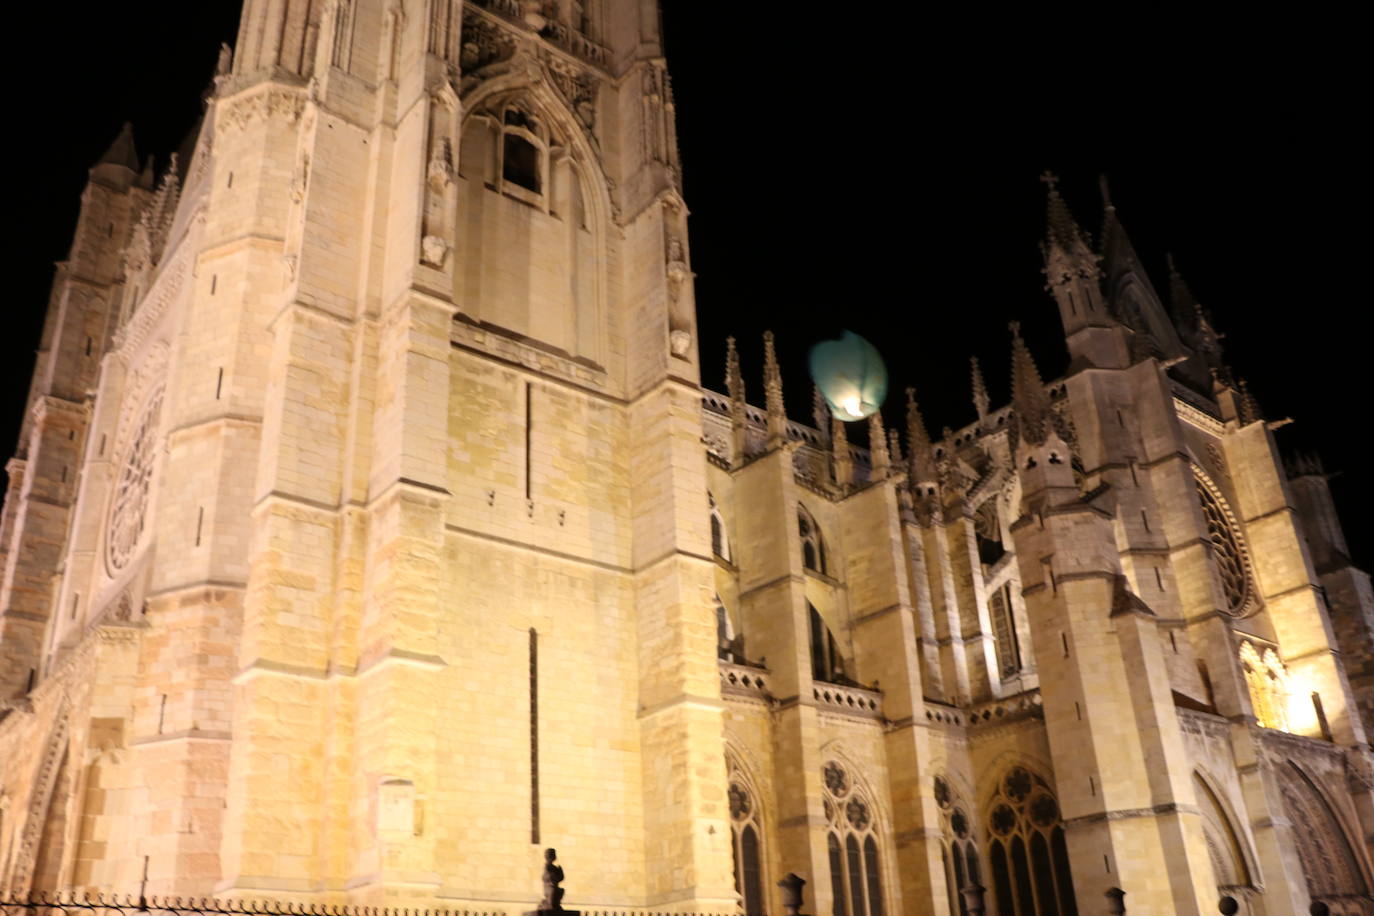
[541,20,609,67]
[813,680,883,720]
[923,697,965,727]
[719,661,771,701]
[967,689,1042,728]
[468,0,609,68]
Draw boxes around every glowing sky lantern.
[809,331,888,421]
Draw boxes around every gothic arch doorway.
[1277,760,1373,915]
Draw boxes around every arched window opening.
[985,766,1078,916]
[1239,640,1290,732]
[828,833,847,916]
[934,774,981,915]
[728,759,767,916]
[990,840,1014,915]
[798,505,827,575]
[823,760,885,916]
[482,103,552,201]
[709,492,729,563]
[502,134,541,193]
[717,594,744,663]
[988,582,1022,680]
[810,603,847,685]
[974,500,1005,566]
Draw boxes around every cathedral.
[1,1,1372,914]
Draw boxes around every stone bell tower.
[2,0,735,908]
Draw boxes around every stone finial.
[812,385,831,448]
[831,416,853,490]
[763,330,786,447]
[1105,886,1126,915]
[1009,323,1051,446]
[868,412,890,480]
[905,388,934,483]
[726,337,747,465]
[970,356,989,420]
[777,872,807,916]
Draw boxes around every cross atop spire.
[1009,323,1052,446]
[1042,172,1089,253]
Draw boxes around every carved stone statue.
[539,847,565,911]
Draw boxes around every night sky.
[7,4,1368,567]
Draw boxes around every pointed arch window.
[988,582,1022,680]
[463,102,558,205]
[717,594,746,663]
[727,760,767,916]
[935,774,982,916]
[798,505,828,575]
[809,603,846,685]
[1239,640,1290,731]
[985,766,1078,916]
[822,760,885,916]
[709,492,730,563]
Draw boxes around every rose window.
[107,388,164,572]
[1194,471,1253,616]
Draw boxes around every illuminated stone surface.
[0,6,1372,916]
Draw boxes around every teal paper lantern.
[809,331,888,422]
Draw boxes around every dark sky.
[6,4,1369,567]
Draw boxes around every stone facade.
[2,3,1373,915]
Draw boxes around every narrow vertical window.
[846,835,866,916]
[828,834,847,916]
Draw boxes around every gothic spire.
[1041,171,1090,255]
[887,428,903,468]
[812,385,832,448]
[869,412,890,480]
[970,356,990,420]
[763,331,786,447]
[831,416,853,489]
[97,122,141,172]
[1166,253,1199,331]
[1009,322,1051,446]
[726,336,747,464]
[905,388,935,482]
[726,336,744,404]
